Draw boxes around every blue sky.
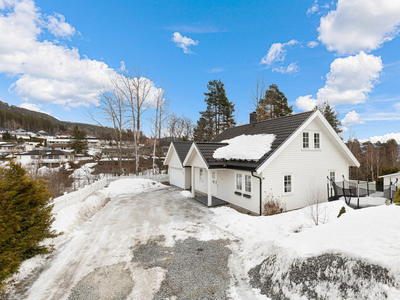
[0,0,400,143]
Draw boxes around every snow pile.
[212,201,400,299]
[71,162,97,179]
[107,178,165,198]
[213,134,276,161]
[180,190,192,198]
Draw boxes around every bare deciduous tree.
[121,67,158,174]
[250,75,266,122]
[86,74,128,175]
[304,177,329,226]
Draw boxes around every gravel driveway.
[13,185,237,300]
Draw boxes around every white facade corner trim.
[256,110,360,174]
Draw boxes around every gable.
[256,110,360,173]
[183,144,208,169]
[163,144,183,168]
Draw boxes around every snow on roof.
[212,134,276,161]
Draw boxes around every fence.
[51,172,169,212]
[327,176,398,208]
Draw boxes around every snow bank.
[213,200,400,299]
[107,178,165,198]
[213,134,276,161]
[212,200,350,272]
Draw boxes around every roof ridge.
[212,110,315,138]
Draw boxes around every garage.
[164,142,192,190]
[169,167,185,189]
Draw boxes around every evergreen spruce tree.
[0,161,56,289]
[70,126,88,154]
[2,131,11,140]
[193,80,235,141]
[314,101,342,134]
[258,84,293,120]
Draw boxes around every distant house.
[0,142,17,157]
[165,110,360,215]
[16,150,74,166]
[50,143,71,151]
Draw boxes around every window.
[199,169,203,181]
[236,173,242,190]
[330,171,335,183]
[284,175,292,193]
[245,175,252,193]
[314,133,320,149]
[302,132,309,149]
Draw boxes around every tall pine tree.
[193,80,235,141]
[314,101,342,134]
[258,84,293,120]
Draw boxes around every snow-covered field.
[6,179,400,299]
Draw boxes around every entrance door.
[211,171,218,196]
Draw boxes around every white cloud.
[207,67,224,73]
[46,13,75,38]
[369,133,400,144]
[295,52,383,110]
[272,62,299,74]
[307,41,319,48]
[307,1,319,15]
[0,0,121,108]
[318,0,400,54]
[341,110,364,128]
[260,40,298,66]
[19,102,50,115]
[295,95,317,111]
[171,32,198,54]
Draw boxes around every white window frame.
[245,174,252,193]
[235,172,252,195]
[314,132,321,149]
[235,173,242,191]
[329,170,336,186]
[199,168,204,181]
[302,132,310,149]
[283,174,293,195]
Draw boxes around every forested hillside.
[0,100,108,135]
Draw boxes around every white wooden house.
[165,110,360,215]
[164,142,192,189]
[379,172,400,187]
[16,149,74,166]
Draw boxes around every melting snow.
[213,134,276,161]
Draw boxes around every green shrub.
[0,161,57,290]
[393,189,400,205]
[337,206,346,218]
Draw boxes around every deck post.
[207,169,212,207]
[191,167,196,197]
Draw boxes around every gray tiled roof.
[197,111,315,170]
[172,142,192,165]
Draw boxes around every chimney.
[249,111,257,125]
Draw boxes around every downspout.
[252,171,262,216]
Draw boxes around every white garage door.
[170,167,185,189]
